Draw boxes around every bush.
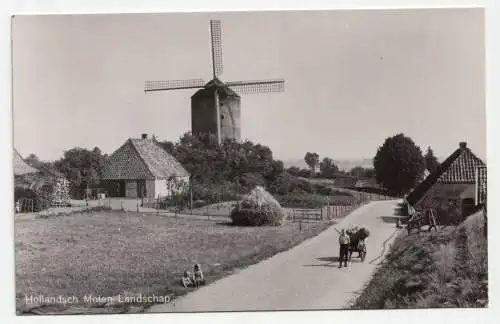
[230,186,286,226]
[14,187,51,212]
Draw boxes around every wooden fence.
[289,191,396,222]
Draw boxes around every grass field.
[15,211,330,314]
[350,210,488,309]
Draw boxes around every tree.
[286,166,301,177]
[54,147,107,188]
[319,157,339,178]
[304,152,320,173]
[373,134,425,196]
[25,153,40,165]
[157,132,279,192]
[349,166,365,178]
[363,168,375,178]
[424,146,440,174]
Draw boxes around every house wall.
[146,180,156,198]
[155,176,190,199]
[417,183,475,209]
[154,179,168,198]
[415,183,476,222]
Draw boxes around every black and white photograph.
[11,7,487,316]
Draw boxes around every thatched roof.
[13,149,38,176]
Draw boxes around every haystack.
[230,186,286,226]
[346,226,370,243]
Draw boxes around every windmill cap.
[459,141,467,149]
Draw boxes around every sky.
[12,8,486,163]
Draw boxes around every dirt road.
[147,199,403,312]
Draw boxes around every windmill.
[144,20,285,144]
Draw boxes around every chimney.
[141,133,148,139]
[459,141,467,149]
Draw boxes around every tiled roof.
[438,149,484,183]
[476,166,487,205]
[101,138,189,180]
[406,142,486,206]
[13,149,39,176]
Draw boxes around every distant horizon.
[12,9,486,164]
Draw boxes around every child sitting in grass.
[193,264,205,287]
[181,271,194,288]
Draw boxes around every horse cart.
[346,227,370,262]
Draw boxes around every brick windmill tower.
[144,20,285,144]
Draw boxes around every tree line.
[23,132,441,198]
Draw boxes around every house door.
[119,181,126,197]
[137,181,146,198]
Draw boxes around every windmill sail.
[144,79,206,92]
[210,20,223,79]
[226,79,285,94]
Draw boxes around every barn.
[101,134,190,199]
[405,141,486,221]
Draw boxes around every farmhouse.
[101,134,190,198]
[405,141,486,220]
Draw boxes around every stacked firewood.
[51,178,71,207]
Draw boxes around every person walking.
[338,229,350,268]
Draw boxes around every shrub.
[14,187,51,212]
[230,186,286,226]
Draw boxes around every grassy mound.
[230,186,286,226]
[351,209,488,309]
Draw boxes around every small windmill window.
[220,114,225,120]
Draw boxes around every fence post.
[189,178,193,215]
[137,201,139,214]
